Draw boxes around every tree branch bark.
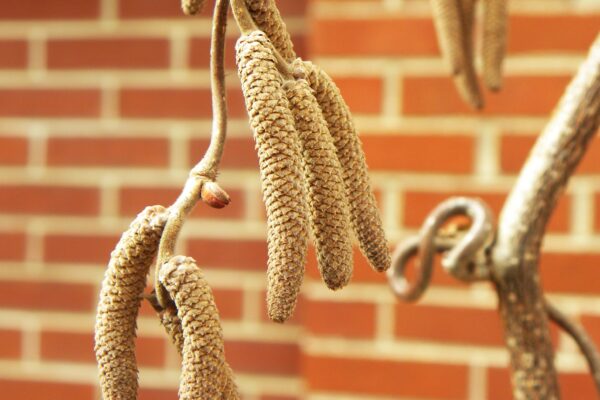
[491,34,600,399]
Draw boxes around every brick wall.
[0,0,599,399]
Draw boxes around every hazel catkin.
[159,256,239,400]
[95,205,168,400]
[236,31,309,322]
[245,0,296,62]
[482,0,508,90]
[284,78,354,290]
[301,61,391,274]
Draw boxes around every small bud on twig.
[201,181,231,209]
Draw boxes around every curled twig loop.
[387,197,495,301]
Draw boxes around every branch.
[154,0,231,309]
[546,302,600,395]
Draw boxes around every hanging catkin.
[284,78,354,290]
[159,256,239,400]
[236,31,309,322]
[95,205,168,400]
[482,0,508,90]
[181,0,206,15]
[300,61,391,274]
[158,306,185,356]
[245,0,296,62]
[431,0,482,108]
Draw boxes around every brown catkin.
[284,78,354,290]
[95,205,168,400]
[245,0,296,62]
[482,0,508,90]
[159,256,239,400]
[158,306,185,356]
[236,31,309,322]
[181,0,205,15]
[301,61,391,273]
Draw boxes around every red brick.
[139,388,178,400]
[187,239,267,271]
[395,304,504,346]
[0,0,99,19]
[403,191,570,233]
[0,89,101,118]
[0,329,21,358]
[303,355,467,399]
[47,38,170,69]
[304,300,376,338]
[47,137,169,167]
[579,315,600,354]
[361,134,473,173]
[260,396,299,400]
[487,368,598,400]
[41,330,165,366]
[0,136,28,165]
[119,88,246,119]
[333,77,382,114]
[311,18,437,56]
[509,15,600,54]
[0,185,99,216]
[0,232,26,261]
[226,341,299,375]
[212,288,244,320]
[403,76,571,116]
[0,40,27,68]
[43,234,118,264]
[0,379,94,399]
[501,133,600,175]
[541,253,600,295]
[189,137,257,169]
[119,187,244,219]
[0,281,94,312]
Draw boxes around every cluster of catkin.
[431,0,508,108]
[95,205,239,399]
[236,28,390,323]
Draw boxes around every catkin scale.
[236,31,309,322]
[284,78,354,290]
[95,205,168,400]
[482,0,508,90]
[245,0,296,62]
[181,0,205,15]
[300,61,391,274]
[159,256,239,400]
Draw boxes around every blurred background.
[0,0,600,399]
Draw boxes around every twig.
[154,0,231,309]
[546,301,600,395]
[230,0,257,34]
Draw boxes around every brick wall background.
[0,0,600,399]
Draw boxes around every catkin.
[158,306,185,356]
[482,0,508,90]
[181,0,205,15]
[159,256,239,400]
[236,31,309,322]
[284,78,353,290]
[245,0,296,62]
[95,205,168,400]
[300,61,391,273]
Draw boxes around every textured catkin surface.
[483,0,508,90]
[159,256,239,400]
[158,306,184,356]
[95,205,168,400]
[236,31,309,322]
[181,0,205,15]
[284,78,353,290]
[301,61,391,274]
[245,0,296,62]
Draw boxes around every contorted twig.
[181,0,206,15]
[95,206,168,400]
[284,78,354,290]
[236,30,310,322]
[301,61,391,273]
[546,302,600,394]
[155,0,231,309]
[387,197,493,301]
[159,256,239,399]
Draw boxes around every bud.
[201,181,230,209]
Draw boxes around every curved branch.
[231,0,257,34]
[154,0,231,309]
[546,302,600,395]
